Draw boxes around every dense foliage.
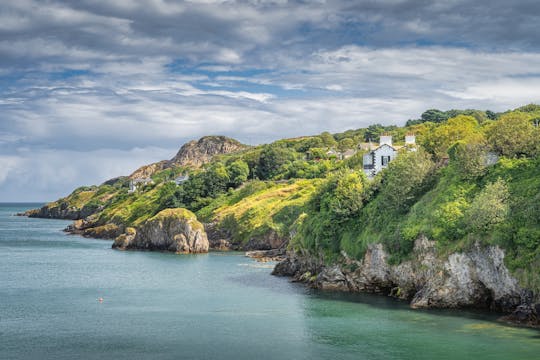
[44,104,540,290]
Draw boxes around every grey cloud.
[2,0,538,73]
[1,0,539,201]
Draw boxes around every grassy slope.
[198,179,321,244]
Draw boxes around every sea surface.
[1,203,539,360]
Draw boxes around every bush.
[466,178,509,233]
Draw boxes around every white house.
[128,178,154,193]
[362,134,416,178]
[174,174,190,185]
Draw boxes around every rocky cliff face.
[113,208,209,253]
[273,236,539,326]
[129,136,246,179]
[129,160,169,180]
[24,201,101,220]
[169,136,246,168]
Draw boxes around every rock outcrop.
[129,160,169,180]
[113,208,209,253]
[169,136,246,168]
[129,136,247,179]
[273,236,539,326]
[24,201,101,220]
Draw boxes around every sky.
[1,0,540,201]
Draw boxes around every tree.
[377,150,435,214]
[338,138,355,151]
[257,145,296,180]
[319,131,337,147]
[204,163,230,197]
[466,179,509,233]
[364,124,385,142]
[422,115,483,158]
[486,112,538,157]
[227,160,249,187]
[156,182,186,212]
[448,140,489,179]
[307,147,327,160]
[421,109,450,123]
[296,136,324,152]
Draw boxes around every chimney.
[379,134,393,146]
[405,134,416,145]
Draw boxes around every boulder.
[113,208,209,253]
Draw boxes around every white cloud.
[0,147,175,202]
[0,156,21,185]
[1,1,540,200]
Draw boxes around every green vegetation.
[41,104,540,291]
[200,179,321,244]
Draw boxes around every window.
[381,156,391,166]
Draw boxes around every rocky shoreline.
[17,207,539,328]
[272,236,539,328]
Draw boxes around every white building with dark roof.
[362,134,416,178]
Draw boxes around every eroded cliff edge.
[273,236,539,328]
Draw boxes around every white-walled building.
[128,178,154,193]
[174,174,190,185]
[362,134,416,178]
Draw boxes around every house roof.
[371,143,396,152]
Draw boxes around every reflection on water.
[1,203,539,360]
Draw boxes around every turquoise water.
[1,204,539,360]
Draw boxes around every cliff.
[113,208,209,253]
[273,237,539,327]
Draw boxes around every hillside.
[24,104,540,326]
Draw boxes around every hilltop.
[23,104,540,327]
[129,136,247,179]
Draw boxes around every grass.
[204,179,321,244]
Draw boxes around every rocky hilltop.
[169,135,246,168]
[129,136,246,179]
[24,135,247,220]
[113,208,209,253]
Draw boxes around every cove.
[1,203,539,360]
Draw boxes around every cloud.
[0,0,540,200]
[0,147,175,202]
[0,156,21,185]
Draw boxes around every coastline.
[14,205,540,330]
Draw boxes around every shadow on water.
[304,286,540,337]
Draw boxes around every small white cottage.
[174,174,190,185]
[362,135,416,178]
[128,178,154,193]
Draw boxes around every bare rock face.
[170,136,246,168]
[243,230,287,251]
[275,236,527,316]
[113,208,209,253]
[128,136,246,180]
[129,160,169,180]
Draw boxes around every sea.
[1,203,539,360]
